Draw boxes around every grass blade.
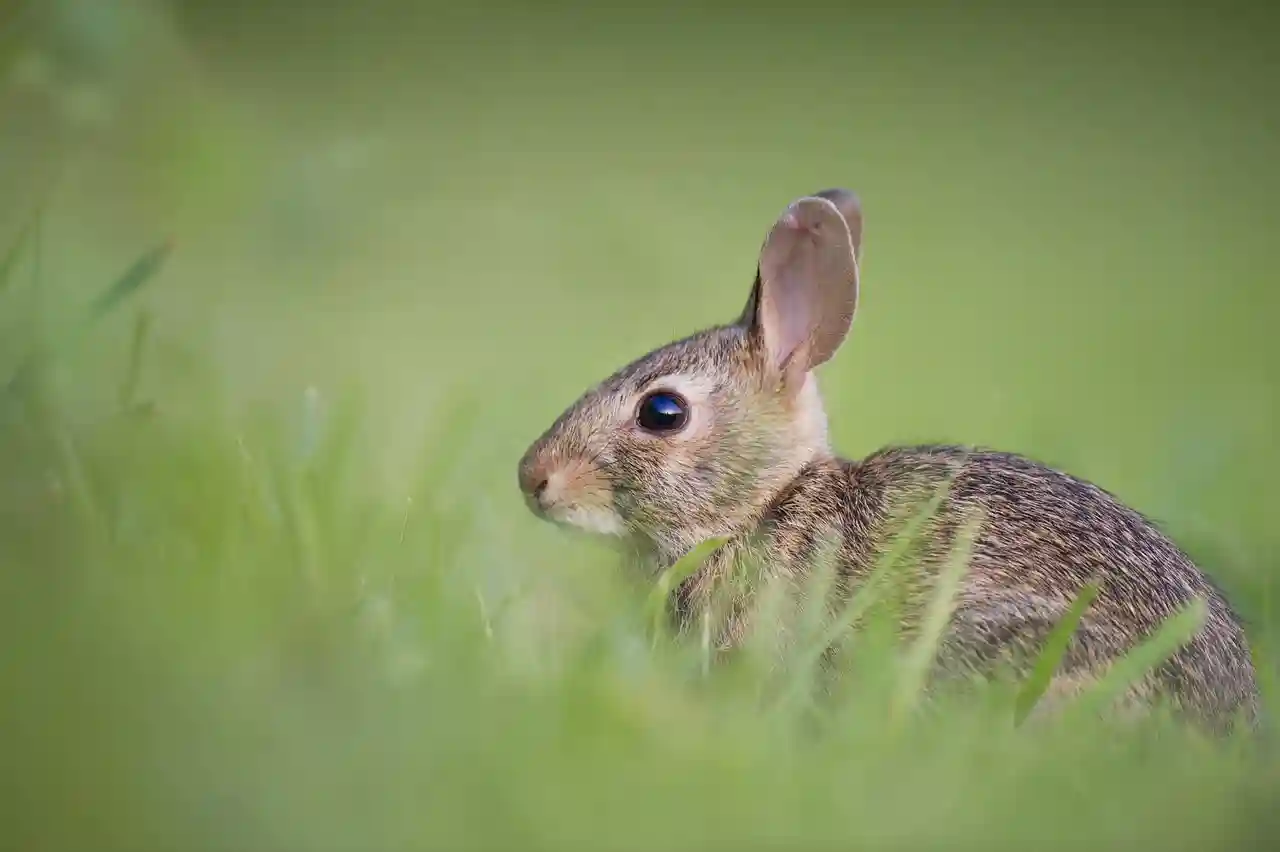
[775,542,894,707]
[1074,595,1209,720]
[0,207,40,296]
[117,310,153,411]
[646,537,727,642]
[771,477,962,713]
[875,475,958,580]
[84,239,174,324]
[7,239,173,394]
[889,508,984,723]
[1013,579,1103,726]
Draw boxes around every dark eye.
[636,391,689,433]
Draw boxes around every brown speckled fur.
[518,189,1261,734]
[679,447,1260,732]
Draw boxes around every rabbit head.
[517,189,863,563]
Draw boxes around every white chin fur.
[548,505,626,537]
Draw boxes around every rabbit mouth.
[541,503,626,537]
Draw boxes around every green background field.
[2,2,1278,849]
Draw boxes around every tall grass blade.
[771,477,961,713]
[646,537,726,643]
[84,239,174,323]
[889,509,984,724]
[1013,579,1103,726]
[117,310,152,411]
[7,239,173,393]
[0,207,40,296]
[1074,595,1209,720]
[875,476,957,581]
[776,542,892,709]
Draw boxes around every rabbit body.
[518,189,1261,732]
[679,444,1259,731]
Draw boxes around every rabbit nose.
[518,457,550,506]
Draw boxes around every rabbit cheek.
[611,433,724,545]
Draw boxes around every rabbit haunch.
[517,188,1260,733]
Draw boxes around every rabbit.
[516,188,1261,734]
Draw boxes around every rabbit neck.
[669,454,854,633]
[750,370,833,505]
[787,370,832,462]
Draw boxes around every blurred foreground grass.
[2,1,1280,849]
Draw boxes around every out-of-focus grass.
[3,1,1279,850]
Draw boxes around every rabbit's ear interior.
[741,191,861,377]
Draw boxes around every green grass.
[3,2,1279,850]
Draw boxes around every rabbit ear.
[740,190,861,377]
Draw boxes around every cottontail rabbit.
[517,188,1260,732]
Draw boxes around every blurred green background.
[2,1,1278,849]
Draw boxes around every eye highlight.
[636,390,689,433]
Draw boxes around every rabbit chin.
[545,503,626,537]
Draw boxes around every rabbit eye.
[636,391,689,433]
